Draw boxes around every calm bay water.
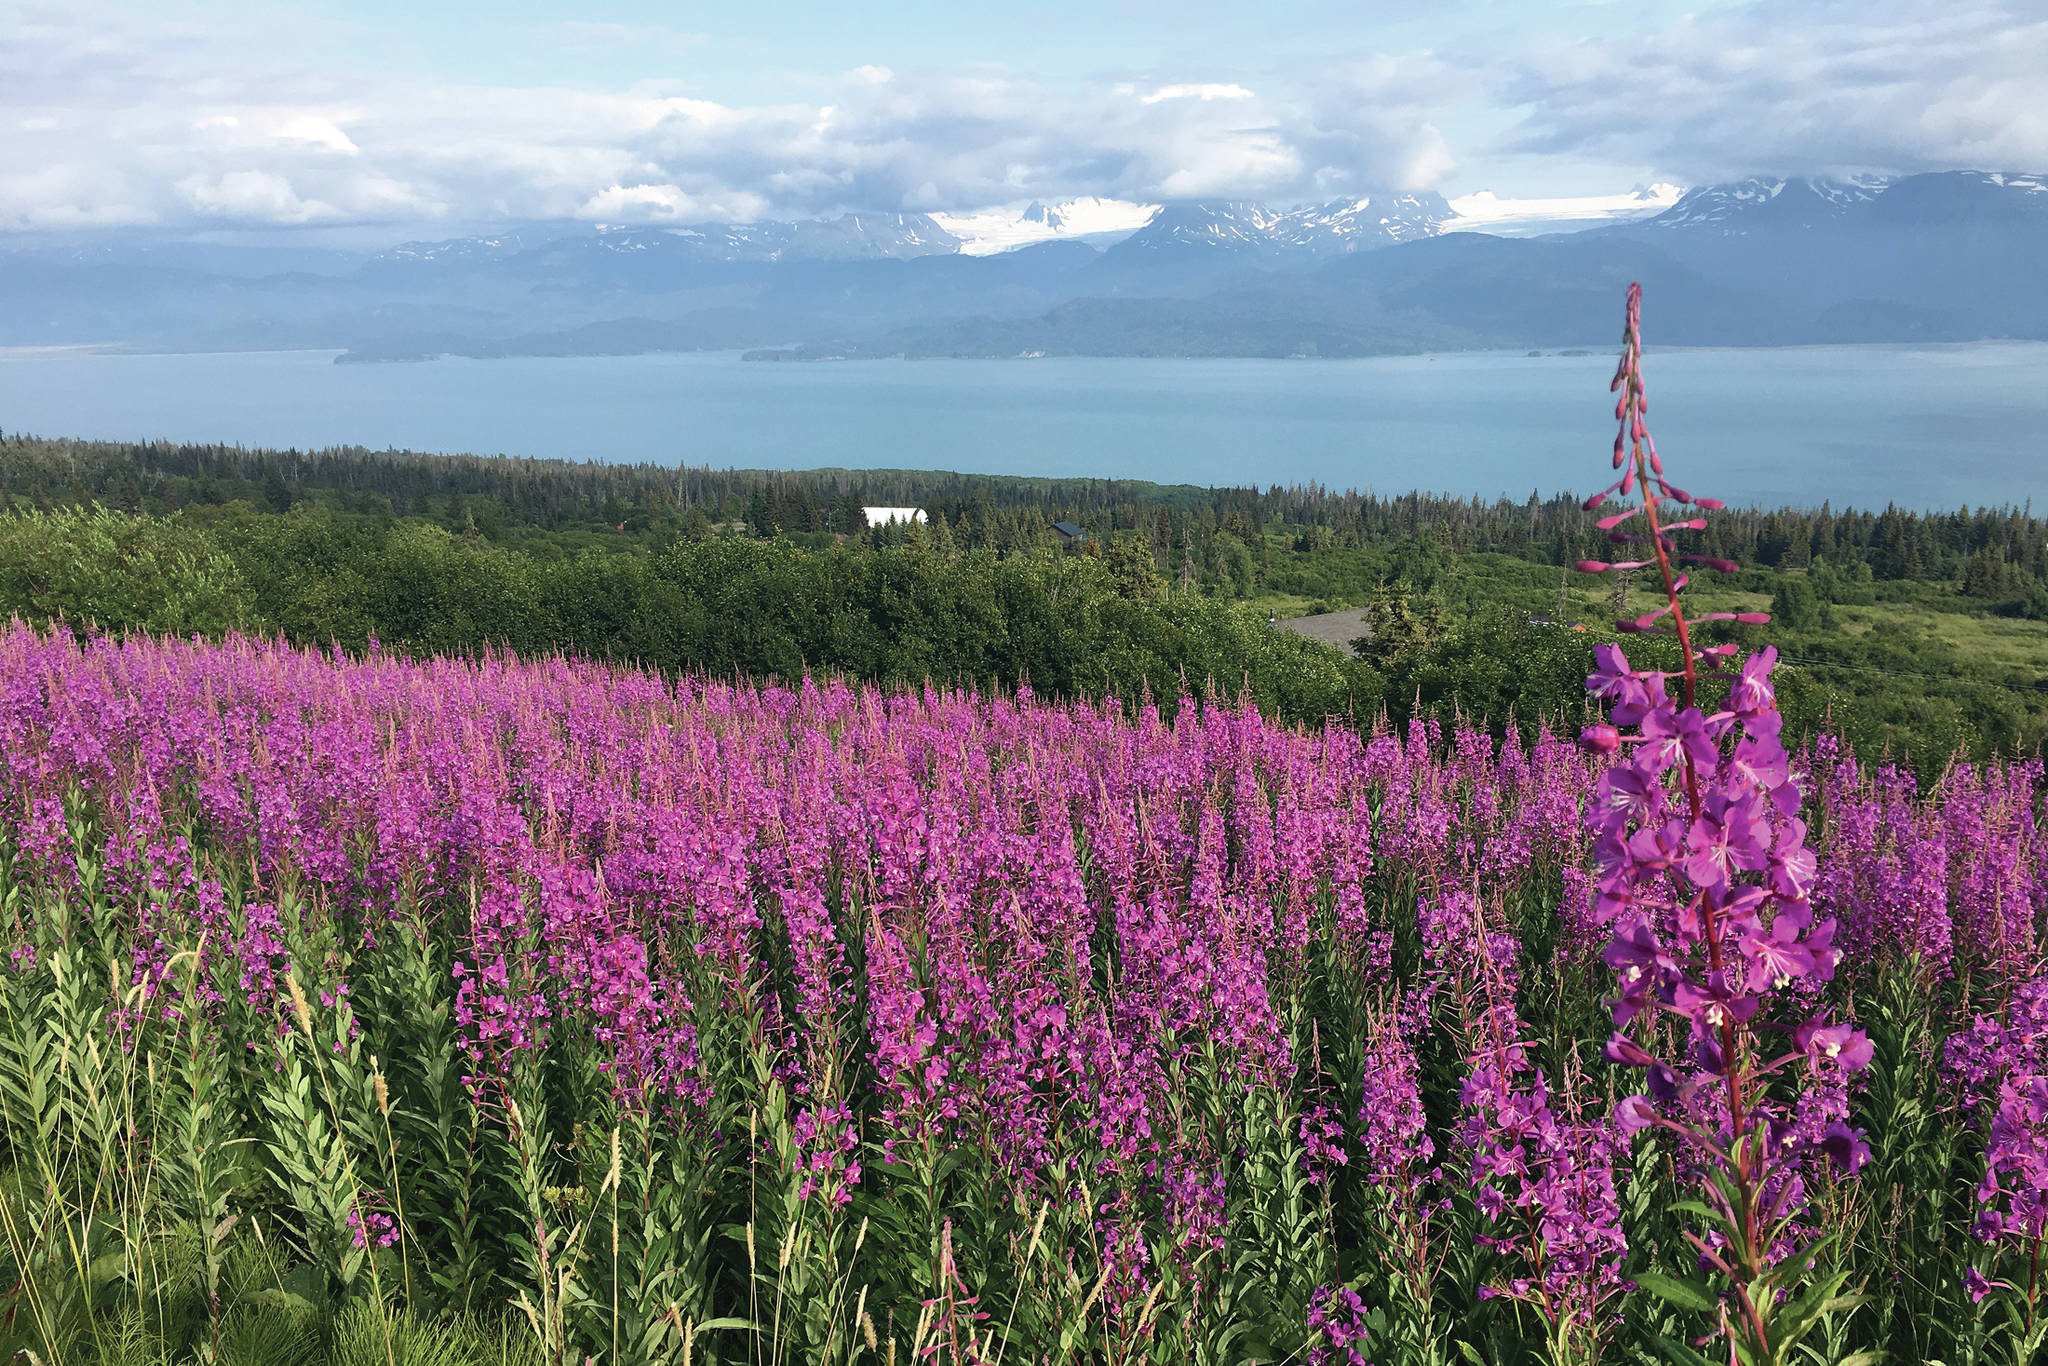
[3,343,2045,509]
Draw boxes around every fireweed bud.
[1580,723,1620,754]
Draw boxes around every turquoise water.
[2,343,2045,509]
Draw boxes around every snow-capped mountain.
[782,212,960,259]
[1642,175,1895,232]
[1269,194,1453,250]
[20,167,2045,360]
[1980,172,2048,196]
[374,212,961,271]
[360,187,1539,274]
[931,198,1159,255]
[1627,171,2048,238]
[1109,192,1453,258]
[1866,171,2048,227]
[1113,201,1290,253]
[381,233,534,264]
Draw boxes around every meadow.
[0,618,2041,1366]
[5,287,2048,1366]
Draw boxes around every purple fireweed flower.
[1818,1121,1871,1176]
[1306,1285,1375,1366]
[1794,1019,1874,1072]
[1575,287,1868,1344]
[789,1101,861,1206]
[1948,977,2048,1249]
[1300,1104,1350,1187]
[1094,1192,1156,1325]
[346,1201,399,1250]
[1358,994,1437,1189]
[1729,648,1778,717]
[1162,1158,1228,1262]
[1449,892,1629,1348]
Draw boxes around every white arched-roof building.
[861,506,926,526]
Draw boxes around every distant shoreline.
[311,337,2048,366]
[8,339,2040,369]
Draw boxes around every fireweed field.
[5,295,2048,1366]
[0,620,2040,1366]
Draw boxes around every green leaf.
[1769,1276,1864,1348]
[1634,1271,1720,1315]
[1667,1200,1726,1225]
[1643,1332,1716,1366]
[246,1288,319,1317]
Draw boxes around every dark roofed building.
[1052,520,1085,546]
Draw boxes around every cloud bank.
[1,1,2043,234]
[1503,1,2048,183]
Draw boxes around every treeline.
[4,433,2044,591]
[0,505,1386,729]
[1,433,2042,772]
[0,500,2036,778]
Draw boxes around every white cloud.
[577,182,767,222]
[1295,55,1470,192]
[1501,1,2048,182]
[1,1,2041,235]
[1157,135,1301,198]
[0,7,1467,231]
[194,110,359,155]
[1139,83,1255,104]
[579,183,692,219]
[273,115,358,155]
[177,170,332,223]
[0,162,153,229]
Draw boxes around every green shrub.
[0,505,252,637]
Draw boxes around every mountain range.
[1,171,2043,362]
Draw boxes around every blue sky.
[3,0,2043,236]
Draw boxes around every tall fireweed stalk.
[1575,283,1875,1366]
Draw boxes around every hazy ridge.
[3,171,2045,362]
